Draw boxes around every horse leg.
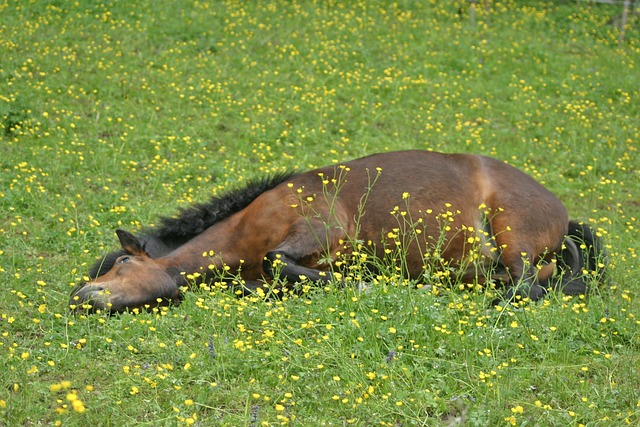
[496,246,548,303]
[263,219,346,287]
[487,205,566,303]
[236,280,270,296]
[504,262,547,302]
[264,251,335,284]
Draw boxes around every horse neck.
[155,213,244,278]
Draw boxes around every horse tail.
[554,220,607,295]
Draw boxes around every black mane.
[156,171,296,244]
[88,172,297,278]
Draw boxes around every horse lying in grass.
[70,150,605,313]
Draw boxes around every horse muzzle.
[69,283,113,313]
[69,281,184,314]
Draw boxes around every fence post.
[618,0,631,45]
[469,0,477,27]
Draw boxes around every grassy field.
[1,0,639,425]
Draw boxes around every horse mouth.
[69,283,112,313]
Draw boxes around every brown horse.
[70,150,604,313]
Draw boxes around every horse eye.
[117,256,131,264]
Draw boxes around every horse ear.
[115,229,148,257]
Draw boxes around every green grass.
[1,0,639,425]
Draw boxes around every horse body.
[70,150,601,313]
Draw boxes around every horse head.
[69,230,182,313]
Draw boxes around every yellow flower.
[71,398,85,413]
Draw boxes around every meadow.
[1,0,639,425]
